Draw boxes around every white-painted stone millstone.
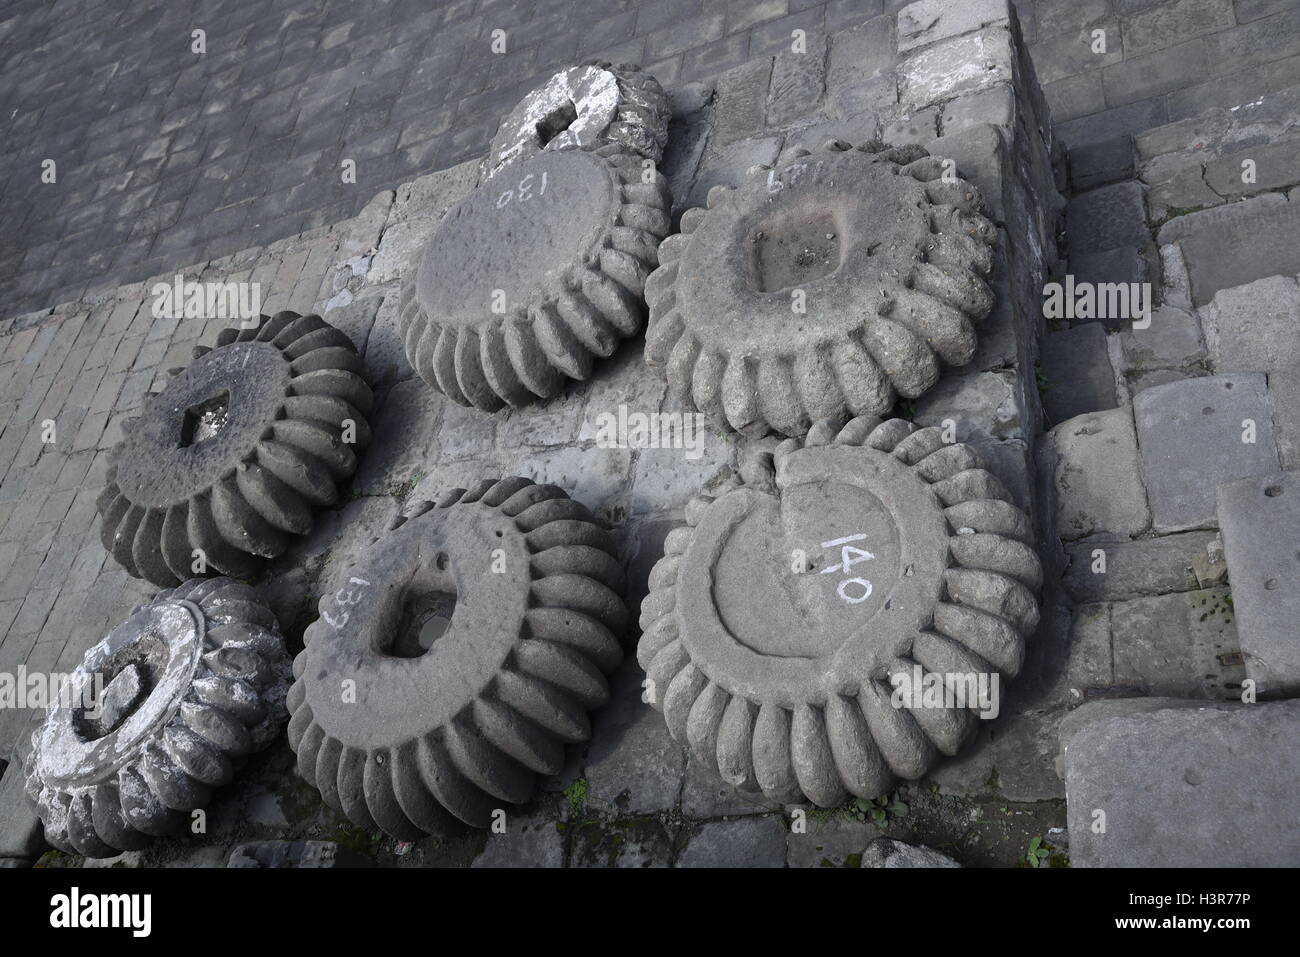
[636,416,1041,806]
[97,312,373,587]
[286,477,627,836]
[483,61,670,180]
[644,140,998,438]
[22,578,291,858]
[401,145,671,411]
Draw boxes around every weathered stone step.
[1064,699,1300,866]
[1216,470,1300,697]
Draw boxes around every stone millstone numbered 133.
[402,147,671,411]
[96,312,373,587]
[645,140,998,438]
[287,477,627,836]
[637,417,1041,806]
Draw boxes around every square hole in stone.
[179,391,230,448]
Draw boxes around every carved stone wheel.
[402,147,671,411]
[286,477,627,836]
[97,312,373,587]
[483,61,671,180]
[644,140,999,438]
[636,416,1041,806]
[22,578,291,858]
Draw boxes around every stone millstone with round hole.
[483,61,670,180]
[96,312,374,587]
[402,146,671,411]
[22,578,291,858]
[636,416,1042,806]
[286,477,627,836]
[644,140,999,438]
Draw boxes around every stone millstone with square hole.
[636,416,1041,806]
[286,477,627,836]
[402,147,671,411]
[483,62,670,180]
[645,140,998,438]
[96,312,374,587]
[23,578,291,858]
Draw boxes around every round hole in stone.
[388,585,458,659]
[1265,578,1279,590]
[746,205,845,293]
[536,100,578,147]
[75,631,167,740]
[1265,485,1283,498]
[179,391,231,447]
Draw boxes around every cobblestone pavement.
[3,0,1296,315]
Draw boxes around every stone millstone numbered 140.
[286,477,627,836]
[401,147,671,411]
[97,312,373,587]
[483,61,670,180]
[637,417,1042,806]
[23,579,291,858]
[645,140,998,438]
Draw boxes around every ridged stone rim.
[402,146,671,411]
[636,416,1041,806]
[97,311,373,587]
[644,140,998,438]
[23,578,290,858]
[287,477,627,836]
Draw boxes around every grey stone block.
[1069,135,1134,191]
[1217,471,1300,696]
[0,761,44,861]
[1065,700,1300,866]
[677,815,787,868]
[1039,323,1117,425]
[785,814,883,867]
[859,837,960,867]
[1133,374,1280,532]
[913,370,1026,444]
[1068,246,1154,332]
[767,37,828,128]
[1267,364,1300,470]
[1054,696,1240,779]
[1199,275,1300,374]
[1062,530,1216,603]
[1109,587,1244,697]
[1120,304,1205,373]
[897,0,1010,53]
[472,812,565,868]
[899,26,1015,112]
[1065,182,1149,255]
[1158,194,1300,305]
[1045,408,1150,541]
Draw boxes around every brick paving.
[2,1,1296,316]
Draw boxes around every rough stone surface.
[24,578,290,858]
[1120,304,1206,373]
[637,417,1041,807]
[1133,374,1280,532]
[97,312,374,587]
[859,837,961,868]
[0,761,44,860]
[1108,587,1244,698]
[1061,531,1216,603]
[405,148,671,411]
[1199,275,1300,373]
[645,142,998,438]
[288,478,627,835]
[1039,324,1117,425]
[1066,182,1150,254]
[899,27,1015,113]
[1216,471,1300,696]
[1267,364,1300,470]
[1065,701,1300,867]
[676,814,787,868]
[1045,408,1150,541]
[482,63,671,180]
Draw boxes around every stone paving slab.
[1065,700,1300,867]
[1044,407,1150,541]
[1216,470,1300,696]
[1199,274,1300,374]
[1133,373,1281,532]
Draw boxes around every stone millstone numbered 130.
[401,147,671,411]
[636,417,1042,806]
[23,578,291,858]
[645,140,998,438]
[483,61,671,180]
[97,312,373,587]
[286,477,627,836]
